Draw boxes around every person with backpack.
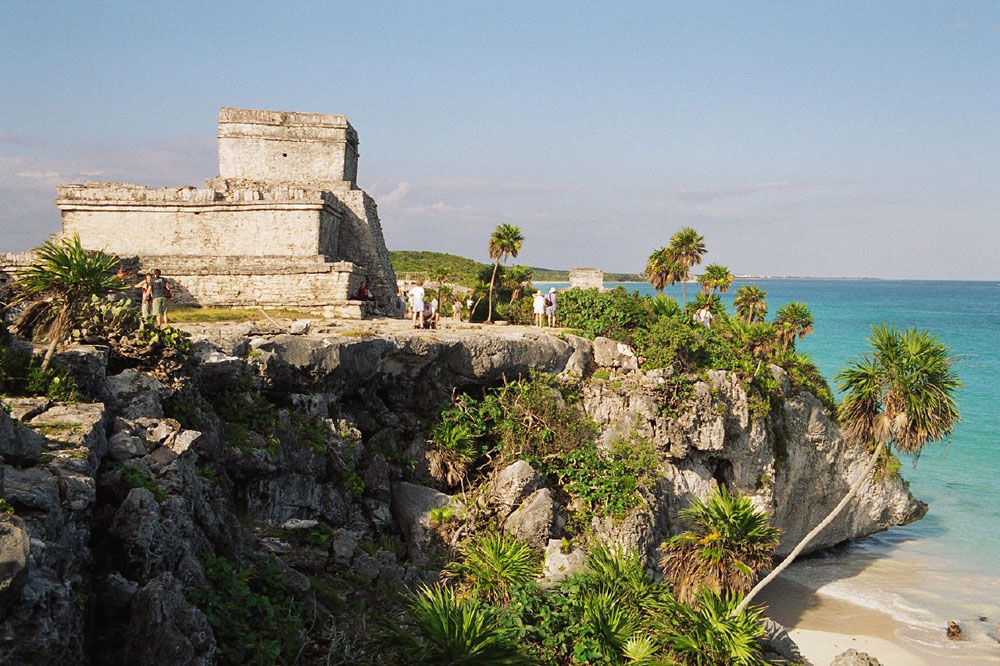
[149,269,172,327]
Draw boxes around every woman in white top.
[533,290,546,326]
[409,282,425,328]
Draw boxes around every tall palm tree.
[506,265,533,302]
[668,227,706,305]
[733,285,768,323]
[13,233,123,370]
[773,302,814,351]
[697,264,734,299]
[735,324,961,614]
[487,223,524,323]
[659,485,781,604]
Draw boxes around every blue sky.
[2,1,998,279]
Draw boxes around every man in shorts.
[149,269,172,327]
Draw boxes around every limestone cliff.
[0,328,923,664]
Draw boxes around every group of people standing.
[532,288,558,327]
[132,269,172,327]
[693,305,714,327]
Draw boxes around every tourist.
[356,279,376,316]
[426,297,439,329]
[545,287,558,327]
[133,272,153,320]
[533,290,545,326]
[453,298,462,321]
[466,297,474,321]
[149,269,172,327]
[397,288,407,318]
[409,281,425,328]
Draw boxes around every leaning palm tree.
[773,302,814,351]
[735,324,961,614]
[660,485,781,604]
[12,233,123,370]
[667,227,706,305]
[486,223,524,323]
[697,263,734,299]
[733,285,768,323]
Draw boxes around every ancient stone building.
[569,267,604,290]
[54,108,396,317]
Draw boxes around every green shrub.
[187,554,313,666]
[638,316,709,372]
[0,346,82,402]
[557,287,657,346]
[121,465,167,502]
[0,498,14,515]
[445,533,540,604]
[137,324,192,353]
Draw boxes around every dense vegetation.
[389,250,641,287]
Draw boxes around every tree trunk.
[40,308,70,371]
[487,261,500,323]
[733,439,886,616]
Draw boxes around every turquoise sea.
[543,279,1000,661]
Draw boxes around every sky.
[1,1,998,280]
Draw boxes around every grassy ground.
[167,306,318,323]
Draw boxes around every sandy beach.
[759,576,1000,665]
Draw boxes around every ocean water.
[543,279,1000,661]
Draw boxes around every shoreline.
[760,576,999,665]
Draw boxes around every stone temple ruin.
[52,108,396,317]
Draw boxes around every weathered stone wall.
[135,255,362,311]
[326,184,397,307]
[218,108,359,185]
[569,267,604,290]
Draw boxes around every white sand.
[789,628,928,665]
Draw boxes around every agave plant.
[444,533,540,604]
[12,233,123,369]
[396,584,532,665]
[659,485,781,604]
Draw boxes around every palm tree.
[773,302,814,351]
[667,227,706,305]
[733,285,768,323]
[645,247,682,293]
[506,265,533,303]
[659,485,781,604]
[735,324,961,614]
[487,223,524,323]
[697,264,734,299]
[13,233,123,370]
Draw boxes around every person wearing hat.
[545,287,558,327]
[533,289,546,326]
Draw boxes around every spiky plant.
[12,233,123,369]
[733,284,768,323]
[583,546,658,606]
[444,533,540,604]
[583,590,643,659]
[659,485,781,604]
[622,633,660,664]
[736,324,960,614]
[396,584,532,665]
[648,293,681,318]
[662,589,769,666]
[487,223,524,323]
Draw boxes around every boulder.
[592,337,639,372]
[125,573,215,666]
[106,370,167,419]
[2,466,60,513]
[108,431,146,462]
[52,345,109,400]
[289,319,312,335]
[504,488,559,548]
[830,649,882,666]
[488,461,544,515]
[4,397,51,422]
[390,481,454,565]
[539,538,585,589]
[0,409,42,465]
[0,516,31,609]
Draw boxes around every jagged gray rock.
[540,538,586,589]
[830,649,882,666]
[106,370,166,419]
[488,461,544,515]
[0,516,30,610]
[52,345,109,400]
[125,572,215,666]
[592,336,639,372]
[504,488,559,548]
[391,481,454,565]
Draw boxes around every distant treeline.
[389,250,641,286]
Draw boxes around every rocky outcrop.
[0,326,927,663]
[830,649,882,666]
